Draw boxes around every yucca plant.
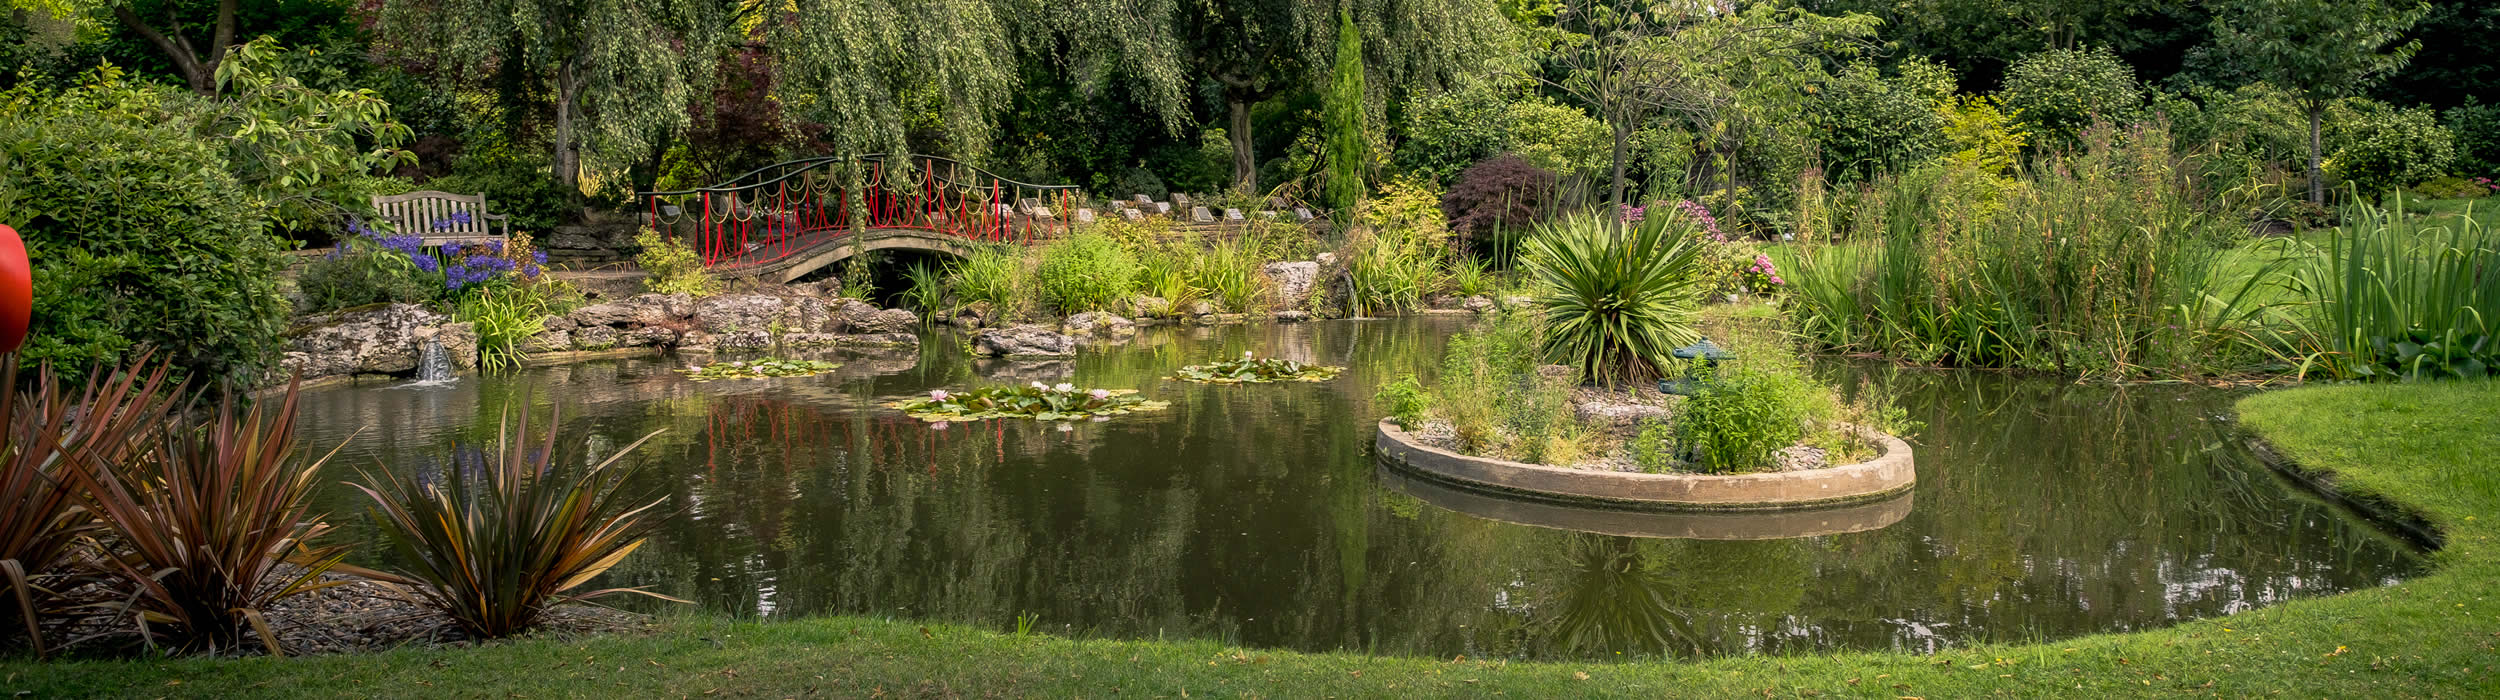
[347,400,680,639]
[0,354,178,657]
[73,381,350,655]
[1522,211,1708,387]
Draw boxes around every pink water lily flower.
[1089,389,1111,400]
[929,389,950,401]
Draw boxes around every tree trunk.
[2306,102,2325,205]
[110,0,236,97]
[1608,121,1631,209]
[554,60,584,199]
[1229,96,1257,194]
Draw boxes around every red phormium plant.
[71,380,350,655]
[348,398,680,639]
[0,353,178,657]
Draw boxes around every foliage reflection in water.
[293,318,2424,661]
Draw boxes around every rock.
[1315,252,1338,266]
[676,330,717,351]
[624,326,678,347]
[568,303,638,328]
[1062,311,1137,337]
[1261,261,1320,307]
[1126,295,1171,319]
[1274,309,1310,322]
[715,330,772,350]
[627,293,697,325]
[1424,295,1465,310]
[572,325,620,351]
[541,315,578,332]
[1463,295,1495,313]
[520,329,573,354]
[283,303,447,378]
[951,301,996,328]
[1187,300,1214,316]
[784,296,833,333]
[418,322,480,372]
[694,294,788,334]
[545,232,602,250]
[840,332,921,347]
[834,300,918,334]
[1575,397,1672,429]
[972,324,1077,357]
[781,333,842,348]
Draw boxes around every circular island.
[1375,418,1914,511]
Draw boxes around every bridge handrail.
[637,153,1081,199]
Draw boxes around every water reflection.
[292,318,2424,661]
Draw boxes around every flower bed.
[1172,352,1345,384]
[888,383,1170,422]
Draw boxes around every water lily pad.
[887,383,1170,422]
[678,358,841,381]
[1172,354,1344,384]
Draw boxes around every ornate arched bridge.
[639,154,1084,282]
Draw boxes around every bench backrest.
[370,191,508,243]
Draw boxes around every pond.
[293,317,2425,661]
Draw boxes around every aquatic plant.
[1173,351,1344,384]
[2284,196,2498,379]
[1521,211,1707,388]
[72,382,349,655]
[1373,374,1429,427]
[677,358,841,381]
[1034,231,1141,314]
[457,287,552,373]
[0,354,179,658]
[951,244,1030,315]
[888,383,1169,422]
[1675,364,1813,474]
[347,401,681,639]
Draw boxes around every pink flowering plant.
[1172,350,1345,384]
[889,381,1168,421]
[1739,253,1785,293]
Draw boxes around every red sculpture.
[0,225,29,353]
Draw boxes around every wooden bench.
[369,191,511,247]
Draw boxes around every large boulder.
[283,303,446,378]
[572,325,621,351]
[1125,295,1171,319]
[628,293,697,326]
[972,325,1077,357]
[568,302,639,328]
[624,326,679,347]
[952,301,996,328]
[835,300,918,334]
[521,329,574,354]
[1062,311,1136,337]
[694,294,789,334]
[1261,261,1320,308]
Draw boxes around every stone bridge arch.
[725,228,979,284]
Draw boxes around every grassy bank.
[12,382,2497,698]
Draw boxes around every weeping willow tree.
[378,0,725,196]
[1321,9,1367,211]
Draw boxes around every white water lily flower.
[1054,382,1073,392]
[1243,351,1254,358]
[1030,381,1049,390]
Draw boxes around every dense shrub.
[1940,95,2027,176]
[634,229,717,296]
[1441,154,1558,245]
[2448,99,2500,178]
[1034,231,1140,314]
[2327,99,2457,198]
[427,137,576,233]
[1373,374,1429,428]
[1676,364,1812,474]
[0,75,290,383]
[950,244,1030,315]
[1503,98,1610,177]
[1392,85,1509,185]
[1809,61,1951,181]
[1999,46,2144,151]
[1430,311,1586,464]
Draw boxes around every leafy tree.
[2369,0,2498,111]
[1809,60,1953,181]
[378,0,725,197]
[1321,10,1366,211]
[2447,99,2500,178]
[200,38,413,231]
[2325,98,2454,197]
[1997,46,2143,151]
[2208,0,2428,203]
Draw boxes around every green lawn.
[10,380,2494,697]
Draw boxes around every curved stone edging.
[1379,465,1913,539]
[1375,419,1914,511]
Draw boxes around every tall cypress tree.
[1321,10,1367,212]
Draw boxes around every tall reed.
[1786,124,2268,376]
[950,244,1029,315]
[2284,197,2498,379]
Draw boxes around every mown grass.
[11,382,2496,697]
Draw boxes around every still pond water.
[295,317,2423,661]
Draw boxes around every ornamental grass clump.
[1034,231,1141,314]
[1173,351,1345,384]
[73,381,350,655]
[0,354,178,658]
[1521,211,1708,388]
[889,383,1169,422]
[347,402,680,639]
[2284,196,2499,379]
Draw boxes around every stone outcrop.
[972,324,1077,357]
[1261,261,1320,308]
[1062,311,1136,337]
[282,304,446,379]
[834,300,917,334]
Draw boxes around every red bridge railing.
[638,154,1084,270]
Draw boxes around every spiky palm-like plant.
[1522,212,1709,388]
[0,354,178,657]
[348,400,680,639]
